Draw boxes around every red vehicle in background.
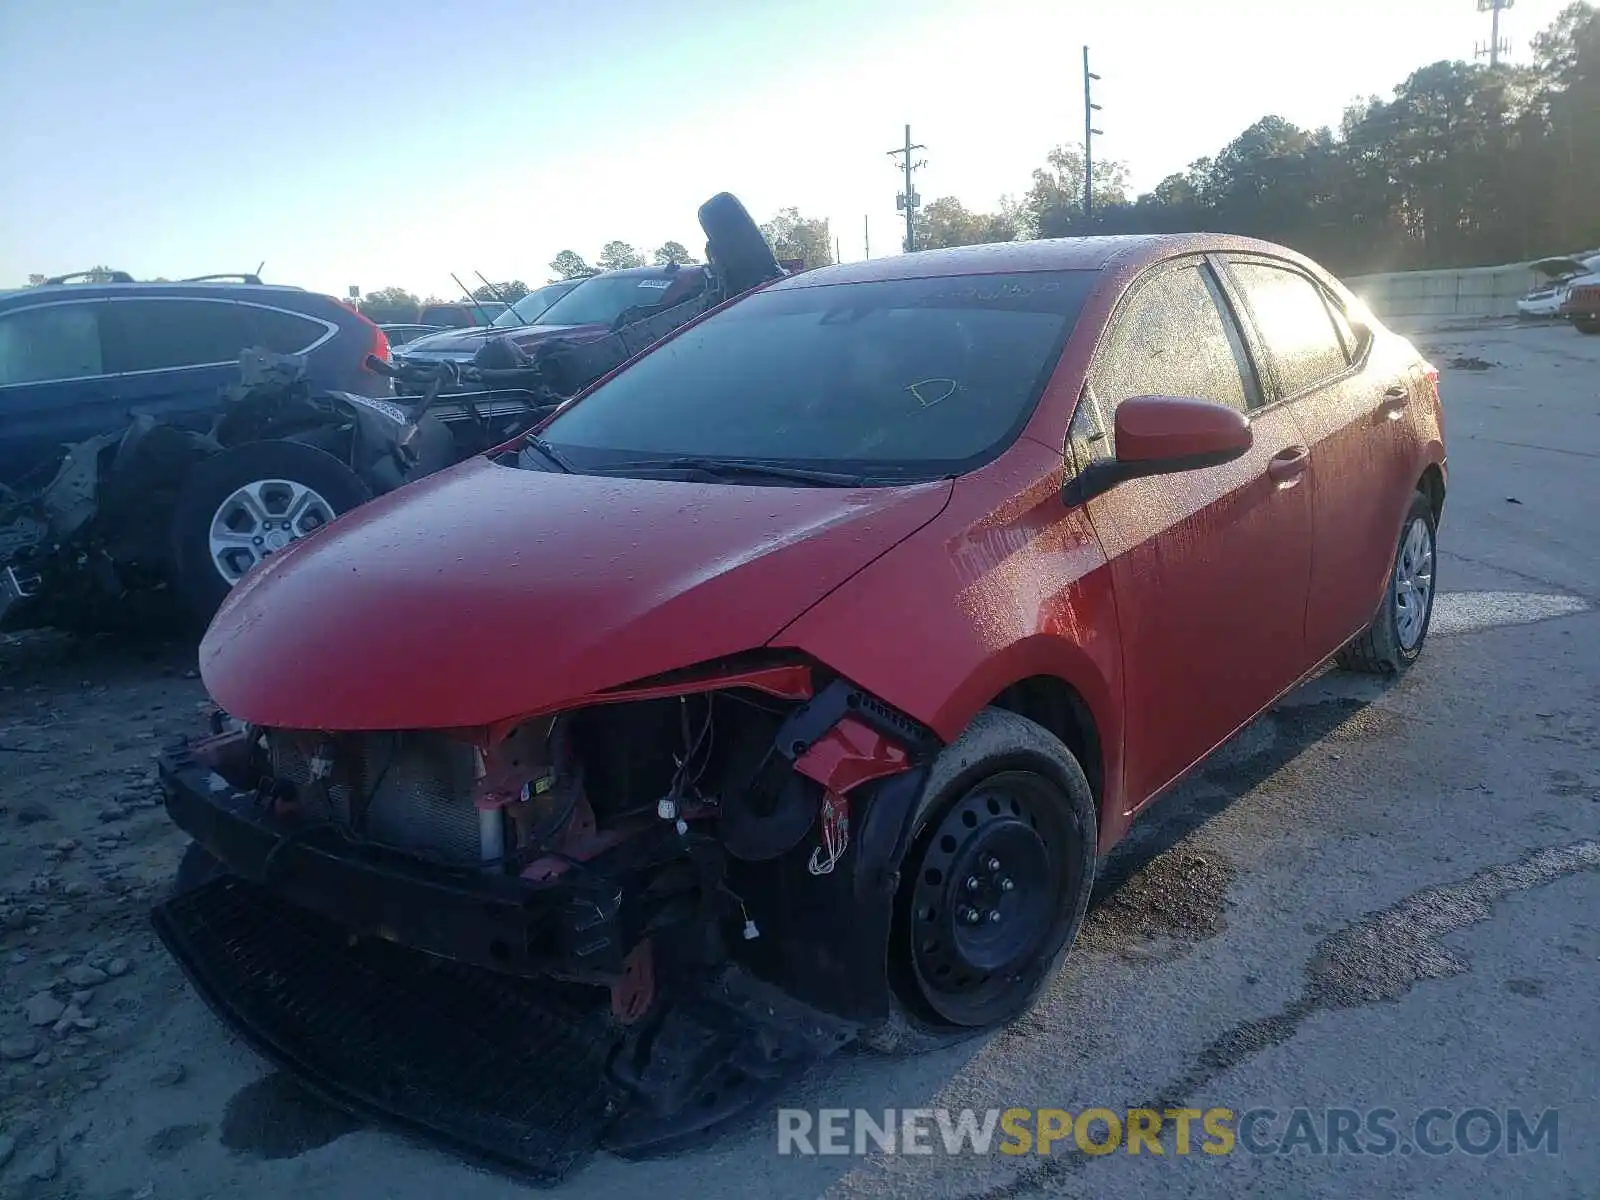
[155,232,1445,1182]
[1560,268,1600,333]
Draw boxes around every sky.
[0,0,1579,299]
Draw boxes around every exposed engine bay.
[154,660,944,1175]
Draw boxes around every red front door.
[1069,257,1315,812]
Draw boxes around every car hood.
[395,323,610,360]
[199,456,952,731]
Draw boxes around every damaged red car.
[154,234,1446,1182]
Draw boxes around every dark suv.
[0,274,397,631]
[0,275,391,488]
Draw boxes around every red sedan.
[157,233,1445,1170]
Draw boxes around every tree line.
[914,2,1598,276]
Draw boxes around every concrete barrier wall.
[1343,262,1539,320]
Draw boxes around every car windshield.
[538,269,1096,479]
[420,303,503,327]
[534,273,679,327]
[491,283,574,328]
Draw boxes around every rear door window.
[245,305,331,355]
[103,299,253,373]
[0,303,105,385]
[1227,261,1350,397]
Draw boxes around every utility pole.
[1474,0,1513,67]
[1083,47,1103,221]
[888,125,926,252]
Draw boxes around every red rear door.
[1070,257,1315,813]
[1215,255,1421,661]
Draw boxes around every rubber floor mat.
[153,876,624,1186]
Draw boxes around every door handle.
[1268,445,1310,484]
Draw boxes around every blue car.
[0,272,417,632]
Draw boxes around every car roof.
[3,280,333,304]
[770,233,1304,289]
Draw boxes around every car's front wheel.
[874,708,1097,1050]
[1336,489,1438,674]
[169,440,371,626]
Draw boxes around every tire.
[1336,489,1437,675]
[169,440,371,626]
[868,708,1097,1052]
[171,840,227,898]
[697,192,782,297]
[1575,318,1600,335]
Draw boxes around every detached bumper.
[153,873,625,1185]
[156,741,626,978]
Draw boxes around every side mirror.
[1062,395,1253,506]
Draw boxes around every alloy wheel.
[207,478,336,584]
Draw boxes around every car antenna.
[255,260,266,279]
[450,272,497,325]
[474,270,528,324]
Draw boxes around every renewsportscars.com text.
[776,1106,1560,1158]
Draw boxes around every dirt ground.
[1,319,1597,1199]
[0,634,208,1190]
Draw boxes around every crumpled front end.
[154,653,942,1180]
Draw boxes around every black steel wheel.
[890,708,1097,1032]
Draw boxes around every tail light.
[362,318,391,366]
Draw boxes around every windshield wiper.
[592,456,874,487]
[523,434,575,473]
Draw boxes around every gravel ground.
[1,320,1596,1199]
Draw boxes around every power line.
[888,125,926,252]
[1084,47,1104,220]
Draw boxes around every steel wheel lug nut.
[965,876,980,891]
[1000,877,1014,891]
[988,910,1002,923]
[962,907,981,924]
[985,857,1001,872]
